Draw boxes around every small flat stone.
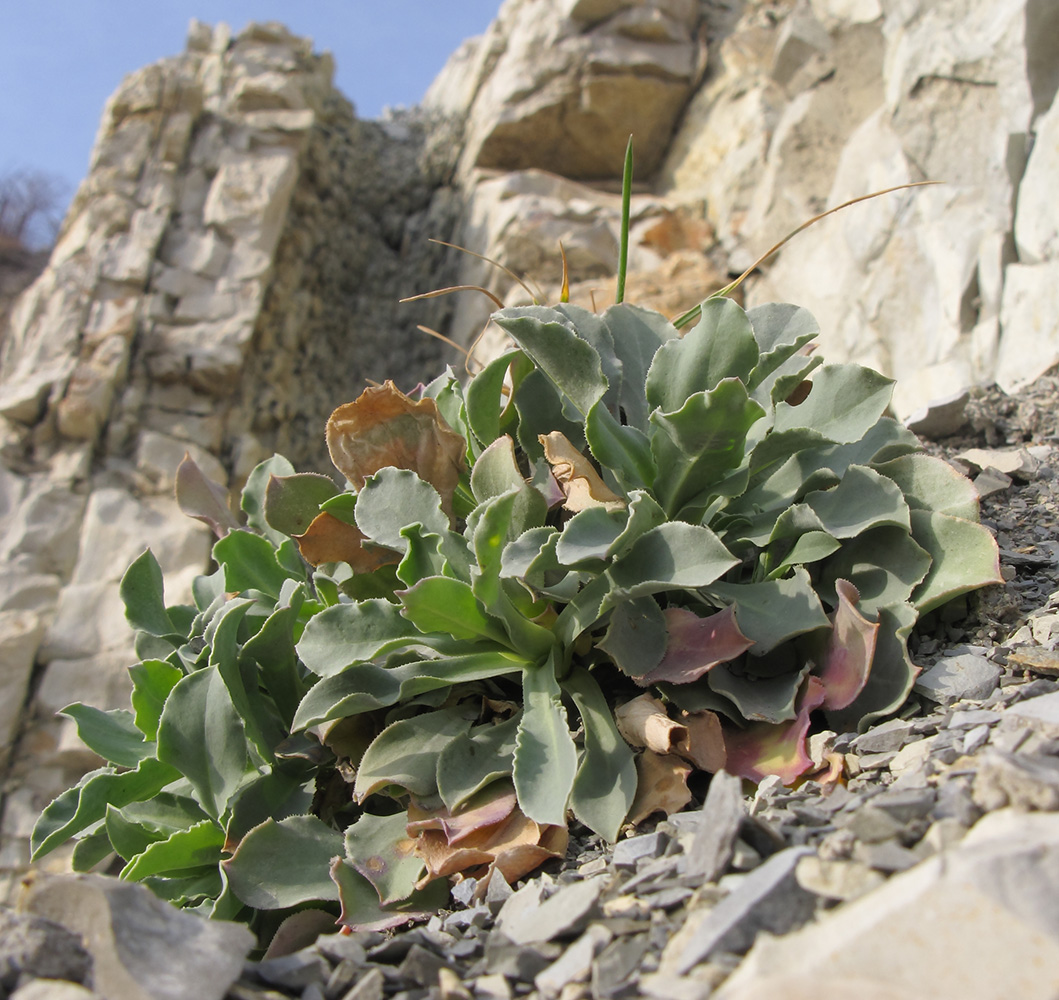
[972,750,1059,811]
[851,718,914,754]
[612,832,666,869]
[962,724,991,754]
[592,932,651,998]
[342,967,384,1000]
[1008,647,1059,678]
[451,878,478,908]
[315,933,369,966]
[473,973,513,1000]
[495,877,605,946]
[889,737,937,776]
[1002,690,1059,739]
[795,856,885,901]
[914,653,1002,706]
[948,709,1003,729]
[397,943,451,989]
[686,770,745,882]
[853,840,921,873]
[868,787,937,824]
[534,924,612,997]
[254,949,330,990]
[838,805,904,844]
[662,847,816,974]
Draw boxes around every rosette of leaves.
[31,294,1001,944]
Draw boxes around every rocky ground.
[3,370,1059,1000]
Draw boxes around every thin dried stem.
[427,238,543,304]
[673,180,941,329]
[400,285,506,310]
[559,241,570,303]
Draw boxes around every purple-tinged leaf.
[175,453,239,538]
[817,579,877,711]
[723,676,826,784]
[635,606,754,687]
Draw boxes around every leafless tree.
[0,168,67,254]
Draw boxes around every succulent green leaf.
[555,573,615,646]
[111,792,211,839]
[397,525,448,586]
[820,526,932,616]
[225,815,343,909]
[292,651,528,730]
[501,526,560,580]
[437,715,520,813]
[470,436,526,503]
[345,811,425,906]
[909,509,1003,614]
[586,401,655,491]
[400,577,509,646]
[757,352,824,409]
[330,858,448,933]
[157,665,259,821]
[264,473,340,536]
[243,602,307,728]
[826,602,919,732]
[597,597,667,679]
[513,655,578,827]
[492,305,609,419]
[242,454,297,547]
[555,507,627,570]
[599,302,678,430]
[142,867,224,907]
[121,819,225,880]
[766,531,842,578]
[650,379,766,516]
[355,468,450,554]
[298,600,424,677]
[709,660,811,724]
[565,667,637,842]
[71,829,117,872]
[773,364,894,444]
[804,464,911,538]
[225,770,315,849]
[873,453,981,520]
[121,550,179,638]
[129,659,183,742]
[609,490,667,557]
[213,531,290,600]
[815,579,878,712]
[608,522,738,599]
[31,759,179,860]
[354,708,472,802]
[465,350,522,448]
[646,298,760,412]
[60,705,153,769]
[319,491,359,526]
[705,569,831,654]
[746,303,820,390]
[513,368,586,461]
[422,367,472,444]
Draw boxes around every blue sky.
[0,2,502,219]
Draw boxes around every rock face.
[1,0,1057,899]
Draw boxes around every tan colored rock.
[0,611,44,765]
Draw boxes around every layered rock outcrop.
[1,0,1057,895]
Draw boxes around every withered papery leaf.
[627,750,694,825]
[326,381,466,519]
[636,606,755,687]
[817,579,878,711]
[675,709,727,773]
[412,800,565,889]
[294,511,400,571]
[406,786,518,845]
[539,431,626,512]
[615,693,688,754]
[723,676,827,785]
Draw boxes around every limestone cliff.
[1,0,1057,895]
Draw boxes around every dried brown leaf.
[627,750,694,825]
[615,693,688,754]
[539,431,625,512]
[675,709,727,772]
[326,381,466,519]
[294,510,400,571]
